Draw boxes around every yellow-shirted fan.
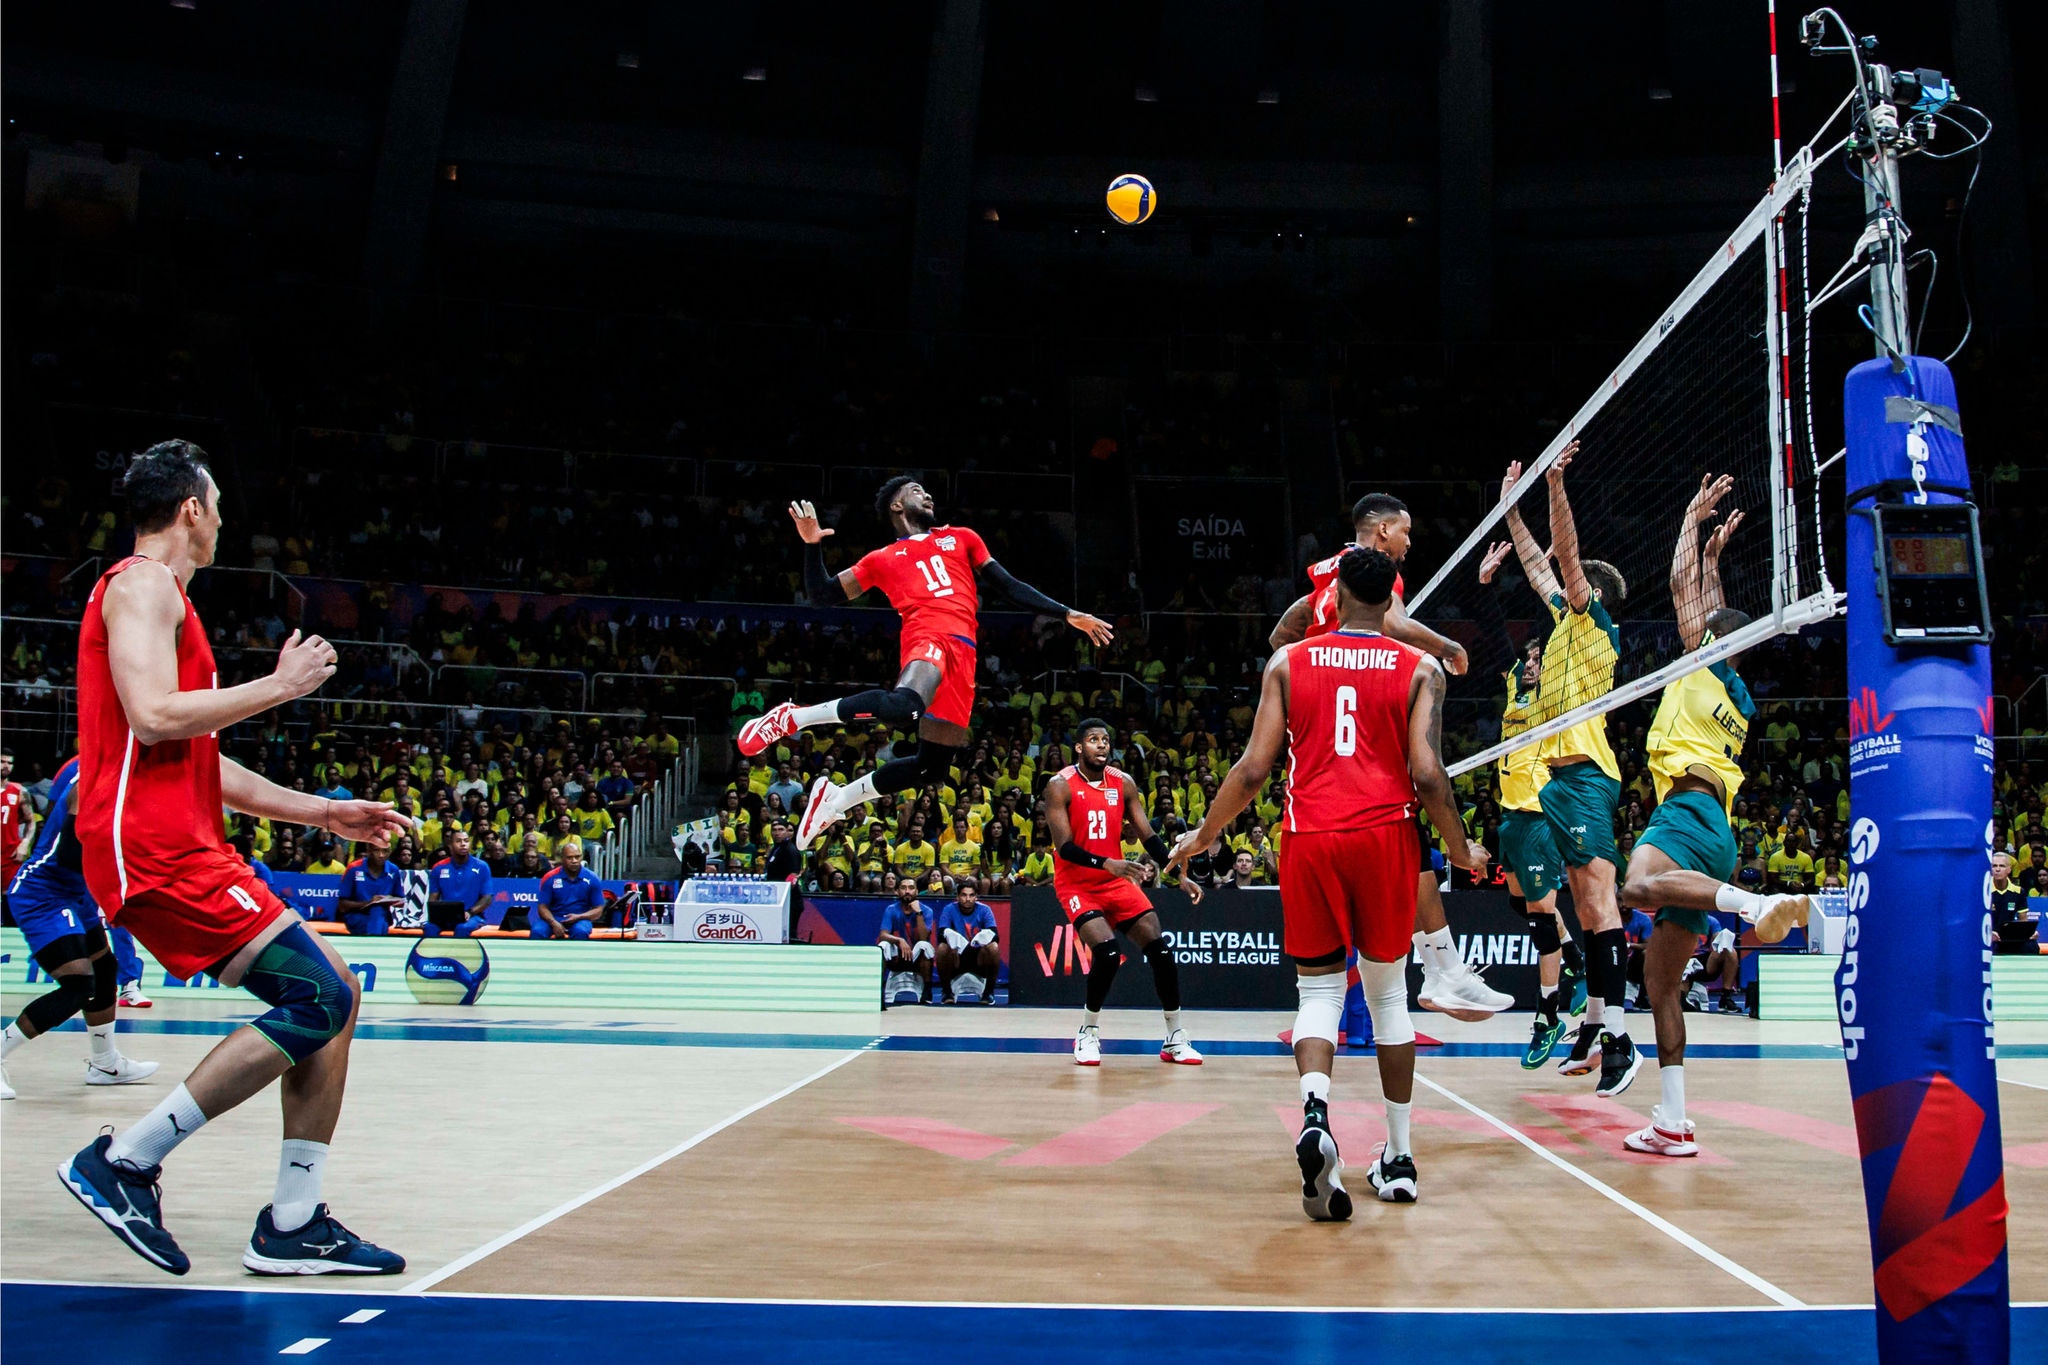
[1106,174,1157,226]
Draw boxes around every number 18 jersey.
[854,525,992,644]
[1282,629,1424,834]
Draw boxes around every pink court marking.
[1522,1092,1734,1166]
[1002,1102,1221,1167]
[835,1117,1014,1161]
[1686,1100,1858,1158]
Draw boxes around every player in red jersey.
[57,442,412,1279]
[0,747,32,888]
[1042,720,1204,1066]
[750,477,1113,848]
[1272,492,1511,1022]
[1171,547,1486,1219]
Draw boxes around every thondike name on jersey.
[1647,657,1756,811]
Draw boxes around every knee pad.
[1292,973,1346,1047]
[239,924,354,1064]
[51,971,96,1015]
[1527,913,1562,956]
[1361,958,1415,1046]
[88,947,118,1013]
[915,740,958,784]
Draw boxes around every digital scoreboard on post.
[1870,502,1993,645]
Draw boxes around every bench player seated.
[1043,719,1203,1066]
[533,841,606,939]
[878,881,934,1004]
[1,757,159,1099]
[935,884,1000,1004]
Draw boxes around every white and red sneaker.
[1074,1026,1102,1066]
[795,775,841,850]
[736,701,800,758]
[118,983,153,1009]
[1159,1029,1204,1065]
[1623,1107,1699,1158]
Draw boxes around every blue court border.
[16,1014,2037,1061]
[8,1283,2046,1365]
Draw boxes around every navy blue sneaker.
[57,1133,190,1275]
[244,1203,406,1276]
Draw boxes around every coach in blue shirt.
[335,830,403,936]
[534,842,606,940]
[426,829,495,937]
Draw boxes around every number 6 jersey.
[1281,629,1425,834]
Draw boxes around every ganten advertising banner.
[1841,355,2006,1361]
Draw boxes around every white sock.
[1082,1009,1101,1029]
[1715,883,1764,920]
[1385,1099,1413,1158]
[1163,1008,1183,1035]
[1300,1071,1331,1103]
[1423,926,1460,970]
[1,1023,25,1059]
[1604,1005,1630,1041]
[107,1083,208,1170]
[1585,997,1605,1027]
[835,772,881,813]
[791,701,840,730]
[1411,933,1439,977]
[271,1139,329,1232]
[1660,1065,1687,1129]
[88,1021,117,1061]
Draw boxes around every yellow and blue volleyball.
[1105,174,1157,226]
[405,937,491,1006]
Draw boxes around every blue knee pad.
[239,923,354,1063]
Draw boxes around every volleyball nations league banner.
[1841,355,2006,1362]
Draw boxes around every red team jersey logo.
[1304,554,1404,641]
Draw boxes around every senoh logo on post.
[692,909,762,941]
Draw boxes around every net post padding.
[1404,146,1817,619]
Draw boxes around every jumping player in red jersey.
[1042,719,1204,1066]
[747,477,1113,848]
[57,441,413,1279]
[1272,492,1511,1022]
[1172,547,1486,1219]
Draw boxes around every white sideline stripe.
[1412,1073,1806,1309]
[339,1309,384,1324]
[278,1340,329,1356]
[401,1048,868,1293]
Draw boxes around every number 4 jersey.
[1281,629,1425,834]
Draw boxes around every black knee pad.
[1507,893,1527,917]
[1526,913,1562,955]
[88,948,118,1013]
[915,740,959,784]
[52,972,95,1014]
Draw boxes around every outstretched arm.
[1671,474,1724,650]
[1270,593,1314,650]
[1407,659,1486,872]
[979,560,1114,646]
[1383,592,1468,676]
[788,501,862,602]
[1167,650,1289,878]
[1121,771,1197,904]
[1700,507,1743,623]
[220,756,409,842]
[1500,460,1561,601]
[1545,442,1591,611]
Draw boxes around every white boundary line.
[1412,1074,1805,1308]
[1998,1073,2048,1092]
[401,1048,869,1293]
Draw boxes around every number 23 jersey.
[854,526,992,644]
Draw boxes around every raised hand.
[1500,461,1525,507]
[1704,508,1745,559]
[1687,473,1736,525]
[1067,610,1115,646]
[273,630,338,700]
[1547,440,1579,482]
[1478,540,1514,584]
[787,500,834,545]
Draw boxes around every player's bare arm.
[790,500,862,601]
[1500,460,1562,600]
[220,757,409,843]
[1671,474,1734,650]
[1269,593,1314,650]
[1168,650,1288,878]
[1382,592,1468,676]
[1045,773,1141,885]
[977,559,1114,646]
[1700,505,1742,621]
[1409,659,1487,871]
[103,567,336,745]
[1545,443,1592,612]
[1122,771,1200,905]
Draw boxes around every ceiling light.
[743,66,768,82]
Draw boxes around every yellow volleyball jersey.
[1534,594,1620,780]
[1647,657,1756,812]
[1496,670,1550,813]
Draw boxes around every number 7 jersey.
[853,525,992,643]
[1281,629,1425,834]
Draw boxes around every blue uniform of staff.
[534,867,605,939]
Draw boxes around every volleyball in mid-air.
[1106,174,1157,226]
[405,938,491,1006]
